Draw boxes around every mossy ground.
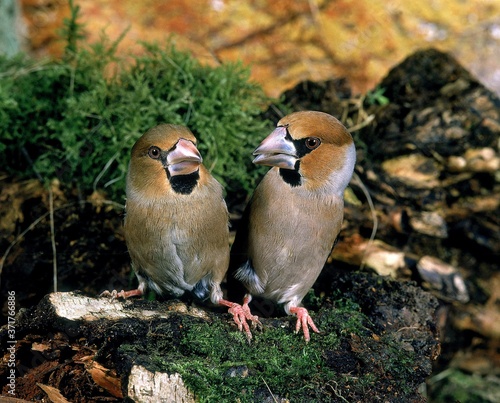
[112,279,431,402]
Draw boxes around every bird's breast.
[124,178,229,292]
[246,170,344,302]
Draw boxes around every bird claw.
[229,303,262,342]
[100,289,143,300]
[100,289,118,299]
[289,306,320,342]
[219,299,261,342]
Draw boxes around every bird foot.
[219,299,262,341]
[289,306,320,342]
[100,288,143,300]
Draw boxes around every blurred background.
[3,0,500,97]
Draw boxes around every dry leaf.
[37,383,71,403]
[86,361,124,398]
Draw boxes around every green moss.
[172,321,330,402]
[322,297,371,337]
[0,3,272,200]
[116,295,422,402]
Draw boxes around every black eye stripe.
[291,136,321,157]
[284,127,322,156]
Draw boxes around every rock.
[352,47,499,282]
[127,365,195,403]
[416,256,469,303]
[409,211,448,238]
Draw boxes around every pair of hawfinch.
[104,111,356,342]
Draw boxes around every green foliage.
[428,368,500,403]
[365,86,389,106]
[60,0,85,58]
[0,18,272,200]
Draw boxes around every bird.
[228,111,356,341]
[102,123,257,338]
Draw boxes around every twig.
[0,200,124,288]
[397,326,420,332]
[327,380,350,403]
[350,172,378,271]
[427,368,454,384]
[347,114,375,132]
[49,184,58,292]
[213,1,331,53]
[261,376,278,403]
[308,0,320,24]
[93,151,120,191]
[0,58,54,80]
[20,146,59,291]
[0,210,51,288]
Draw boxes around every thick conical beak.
[165,138,202,176]
[252,126,298,170]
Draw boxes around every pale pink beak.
[166,138,202,176]
[252,126,298,170]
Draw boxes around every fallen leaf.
[86,360,124,398]
[37,383,71,403]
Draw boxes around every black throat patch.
[167,170,200,194]
[277,128,318,187]
[279,161,301,187]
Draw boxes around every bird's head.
[127,124,204,198]
[253,111,356,194]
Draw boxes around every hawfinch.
[228,111,356,341]
[104,124,256,338]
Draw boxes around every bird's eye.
[305,137,321,150]
[148,146,161,159]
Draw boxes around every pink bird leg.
[289,306,320,342]
[219,295,261,341]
